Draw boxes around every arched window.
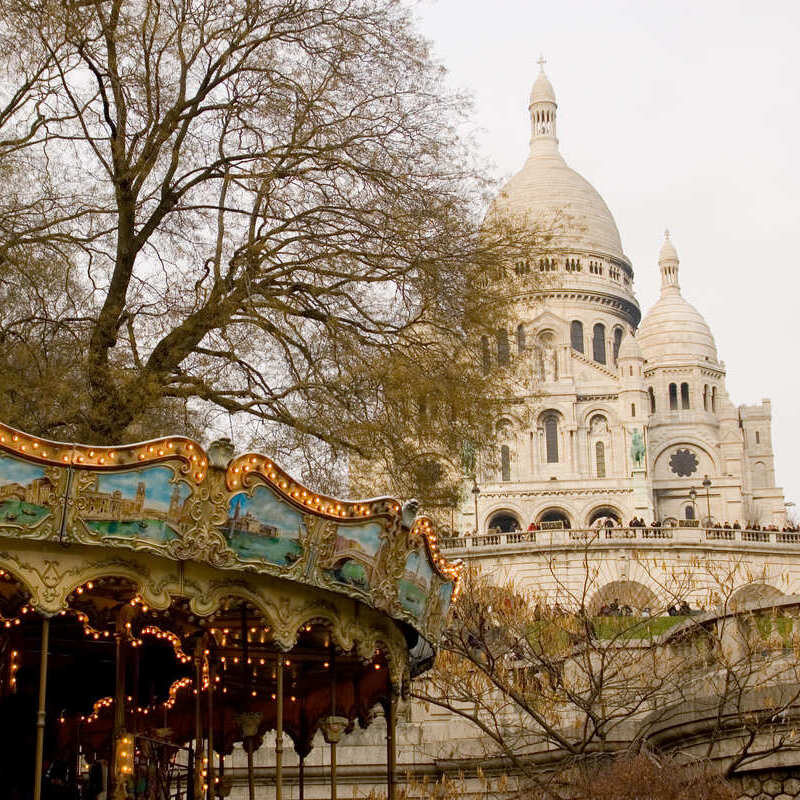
[685,504,695,520]
[631,403,636,417]
[570,320,584,353]
[497,329,510,366]
[703,384,709,411]
[669,383,678,410]
[592,323,606,364]
[595,441,606,478]
[544,414,559,463]
[481,336,490,374]
[516,323,526,355]
[711,386,717,413]
[500,445,511,481]
[612,328,623,362]
[755,430,760,445]
[648,387,656,413]
[680,382,690,409]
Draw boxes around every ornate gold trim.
[0,421,208,483]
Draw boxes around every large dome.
[490,65,627,262]
[637,233,718,365]
[494,152,625,259]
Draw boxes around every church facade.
[465,65,786,535]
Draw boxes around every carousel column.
[275,656,284,800]
[112,628,130,800]
[206,657,215,799]
[320,653,346,800]
[385,687,399,800]
[234,712,262,800]
[194,639,204,800]
[32,616,50,800]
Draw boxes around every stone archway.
[588,580,659,616]
[586,505,622,528]
[537,507,571,529]
[487,511,521,533]
[730,583,784,611]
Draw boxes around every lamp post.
[471,479,480,535]
[702,475,712,525]
[689,488,697,521]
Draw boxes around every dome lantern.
[659,229,680,293]
[529,56,558,155]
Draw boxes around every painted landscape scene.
[0,456,54,528]
[325,521,383,591]
[82,467,192,543]
[222,486,304,566]
[399,548,435,618]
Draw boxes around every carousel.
[0,423,461,800]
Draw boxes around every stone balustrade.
[440,527,800,553]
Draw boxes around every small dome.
[638,237,717,365]
[617,332,642,360]
[530,71,556,105]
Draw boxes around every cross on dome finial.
[537,54,547,72]
[664,228,670,240]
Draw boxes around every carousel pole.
[32,616,50,800]
[112,630,128,800]
[194,640,204,799]
[275,656,284,800]
[298,756,305,800]
[330,652,337,800]
[206,659,215,800]
[385,689,398,800]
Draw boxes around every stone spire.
[529,56,558,155]
[658,229,680,292]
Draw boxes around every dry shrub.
[566,752,736,800]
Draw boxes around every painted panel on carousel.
[437,580,454,619]
[221,485,305,566]
[324,521,383,592]
[399,547,435,619]
[80,467,192,542]
[0,454,56,530]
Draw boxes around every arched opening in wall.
[516,323,526,355]
[680,382,690,409]
[587,506,621,527]
[648,387,656,413]
[588,580,659,617]
[488,511,521,533]
[570,320,584,353]
[481,336,490,374]
[668,383,678,410]
[543,413,559,463]
[755,430,760,445]
[711,386,717,413]
[500,444,511,482]
[703,384,709,411]
[592,323,606,364]
[685,504,695,520]
[612,327,623,363]
[729,583,784,612]
[595,441,606,478]
[497,329,510,366]
[537,508,571,529]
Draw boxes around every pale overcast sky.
[414,0,800,512]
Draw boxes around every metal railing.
[440,526,797,552]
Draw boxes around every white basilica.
[465,65,786,533]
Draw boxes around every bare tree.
[0,0,545,482]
